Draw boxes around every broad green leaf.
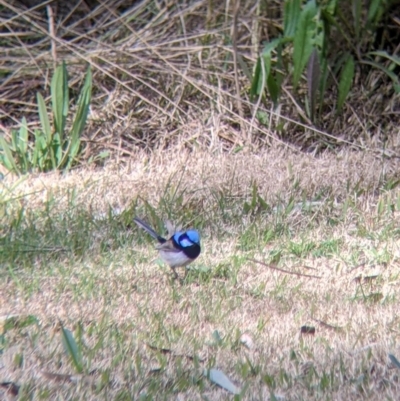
[325,0,338,15]
[293,0,318,89]
[250,58,262,100]
[67,136,81,169]
[37,93,52,144]
[33,131,47,170]
[52,132,62,166]
[51,61,69,138]
[260,38,282,104]
[0,135,18,173]
[267,73,280,108]
[65,65,92,169]
[367,0,383,23]
[284,0,301,38]
[61,326,83,373]
[70,65,92,140]
[337,55,355,111]
[11,129,18,151]
[262,38,281,56]
[16,122,29,173]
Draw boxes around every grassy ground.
[2,148,400,400]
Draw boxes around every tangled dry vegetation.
[1,0,400,160]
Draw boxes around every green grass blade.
[33,130,47,171]
[337,55,355,112]
[64,65,92,169]
[250,58,262,101]
[17,119,29,172]
[292,0,318,89]
[362,59,400,93]
[53,132,62,166]
[37,93,52,144]
[267,73,279,108]
[51,61,69,138]
[70,65,92,140]
[368,50,400,68]
[19,117,28,154]
[0,135,19,173]
[61,325,83,373]
[367,0,383,24]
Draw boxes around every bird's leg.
[170,266,179,280]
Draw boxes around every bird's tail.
[133,217,166,243]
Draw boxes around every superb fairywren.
[133,217,201,278]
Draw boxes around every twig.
[247,258,322,279]
[47,5,57,68]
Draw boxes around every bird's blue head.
[173,230,200,248]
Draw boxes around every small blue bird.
[133,217,201,278]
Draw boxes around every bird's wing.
[133,217,165,243]
[156,239,180,252]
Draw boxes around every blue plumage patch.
[174,230,200,248]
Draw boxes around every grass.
[2,1,400,399]
[2,150,400,399]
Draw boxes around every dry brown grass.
[3,146,400,214]
[2,149,400,399]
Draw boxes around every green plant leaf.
[10,129,18,151]
[61,325,83,373]
[19,117,28,154]
[33,130,47,170]
[251,39,282,102]
[250,57,262,101]
[337,55,355,111]
[53,132,62,166]
[267,73,280,107]
[51,61,69,138]
[362,59,400,93]
[368,50,400,68]
[64,65,92,169]
[367,0,383,23]
[284,0,301,38]
[37,93,52,144]
[71,65,92,139]
[0,135,19,173]
[293,0,318,89]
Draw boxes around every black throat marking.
[172,234,201,259]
